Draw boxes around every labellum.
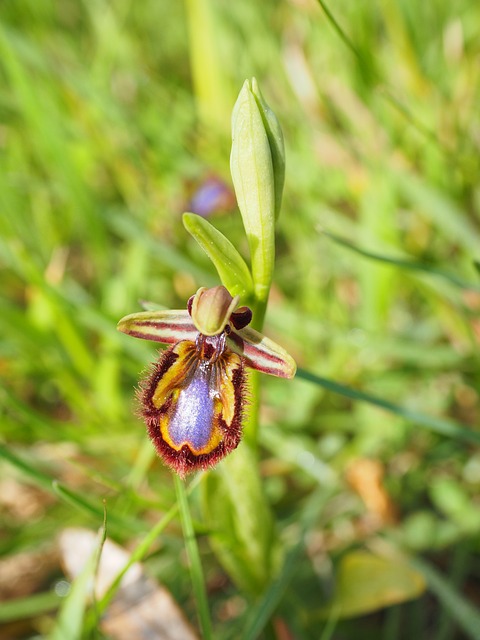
[117,286,296,476]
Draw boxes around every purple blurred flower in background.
[188,175,236,217]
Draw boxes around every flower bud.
[230,79,285,301]
[250,78,285,220]
[190,286,239,336]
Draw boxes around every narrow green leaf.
[52,482,143,535]
[183,212,254,299]
[314,0,360,60]
[95,505,178,616]
[95,475,202,619]
[296,368,480,445]
[0,443,54,492]
[241,543,300,640]
[175,475,212,640]
[0,446,142,534]
[397,174,480,253]
[0,591,61,623]
[48,523,107,640]
[414,557,480,640]
[324,231,480,292]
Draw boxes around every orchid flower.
[118,286,295,477]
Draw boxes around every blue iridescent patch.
[168,365,214,450]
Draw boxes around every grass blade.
[414,557,480,640]
[314,0,441,147]
[0,444,54,492]
[296,369,480,446]
[52,482,143,535]
[175,475,212,640]
[0,591,62,623]
[241,486,334,638]
[95,474,201,617]
[323,231,480,292]
[48,521,107,640]
[0,445,144,534]
[241,544,300,640]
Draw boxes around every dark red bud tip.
[231,306,253,330]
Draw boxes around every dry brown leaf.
[346,458,397,526]
[59,528,199,640]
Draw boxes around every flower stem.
[243,369,260,447]
[243,295,268,448]
[174,474,212,640]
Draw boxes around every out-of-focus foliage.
[1,0,480,638]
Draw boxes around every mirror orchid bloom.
[117,286,296,477]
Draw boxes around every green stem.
[174,475,213,640]
[243,294,268,448]
[251,294,268,333]
[243,369,260,447]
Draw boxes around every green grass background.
[1,0,480,638]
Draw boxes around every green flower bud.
[230,79,285,303]
[250,78,285,220]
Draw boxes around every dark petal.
[230,306,253,330]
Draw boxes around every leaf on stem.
[183,212,254,300]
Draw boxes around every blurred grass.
[1,0,480,638]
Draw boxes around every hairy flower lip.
[137,339,246,476]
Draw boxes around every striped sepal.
[228,326,296,379]
[117,310,198,345]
